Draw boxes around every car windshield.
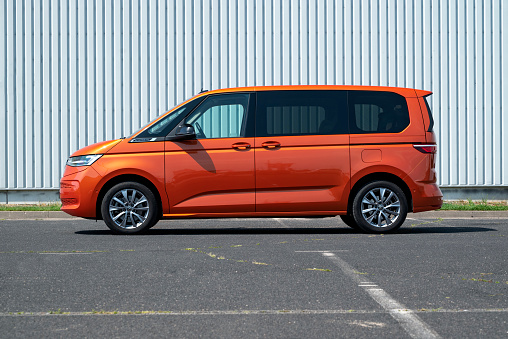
[131,96,205,138]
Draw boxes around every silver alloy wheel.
[108,189,150,229]
[360,187,401,228]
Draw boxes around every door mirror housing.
[166,124,196,141]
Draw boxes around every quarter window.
[423,96,434,132]
[349,91,410,133]
[256,90,348,137]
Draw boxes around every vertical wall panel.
[59,0,68,180]
[0,0,506,194]
[122,0,131,135]
[41,0,51,186]
[0,0,6,189]
[95,0,104,142]
[51,0,60,186]
[150,0,159,120]
[502,0,508,184]
[6,0,16,188]
[492,0,501,185]
[25,0,34,187]
[15,0,25,187]
[158,0,167,114]
[103,0,113,141]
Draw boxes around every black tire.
[352,180,407,233]
[101,181,159,234]
[339,214,360,230]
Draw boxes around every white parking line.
[273,218,290,228]
[38,253,92,255]
[321,251,441,339]
[295,250,349,253]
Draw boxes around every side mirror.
[173,124,196,140]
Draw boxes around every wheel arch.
[347,172,413,214]
[96,174,163,220]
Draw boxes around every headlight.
[66,154,103,167]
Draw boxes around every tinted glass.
[256,90,348,137]
[423,97,434,132]
[349,91,410,134]
[136,97,204,139]
[185,93,250,139]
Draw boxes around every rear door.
[165,93,256,214]
[254,90,350,213]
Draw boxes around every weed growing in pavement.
[410,218,443,228]
[49,309,66,315]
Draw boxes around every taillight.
[413,144,437,154]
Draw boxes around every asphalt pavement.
[0,214,507,338]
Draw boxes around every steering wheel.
[194,122,206,139]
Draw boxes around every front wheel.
[339,215,360,230]
[101,181,159,234]
[352,181,407,233]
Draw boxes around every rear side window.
[423,97,434,132]
[349,91,410,134]
[256,90,348,137]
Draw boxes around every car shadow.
[75,226,497,236]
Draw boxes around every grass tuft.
[0,203,62,211]
[439,200,508,211]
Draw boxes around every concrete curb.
[410,210,508,219]
[0,210,507,220]
[0,211,76,220]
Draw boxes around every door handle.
[232,142,251,150]
[261,141,281,149]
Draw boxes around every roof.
[195,85,432,98]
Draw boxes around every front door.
[254,90,350,213]
[165,93,255,214]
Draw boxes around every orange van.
[60,85,442,234]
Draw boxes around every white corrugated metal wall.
[0,0,506,202]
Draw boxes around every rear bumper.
[60,166,102,218]
[412,182,443,213]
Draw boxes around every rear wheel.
[352,180,407,233]
[101,181,159,234]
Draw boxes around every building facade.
[1,0,506,203]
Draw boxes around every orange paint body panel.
[60,165,102,218]
[164,138,255,214]
[255,135,350,213]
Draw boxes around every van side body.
[60,85,443,234]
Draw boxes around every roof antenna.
[199,88,208,94]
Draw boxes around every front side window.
[256,90,348,137]
[349,91,410,134]
[185,93,250,139]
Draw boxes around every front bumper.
[60,166,102,218]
